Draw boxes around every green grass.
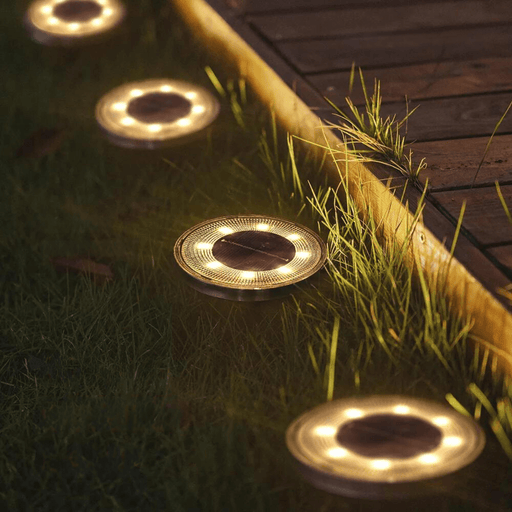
[1,1,512,510]
[322,65,427,185]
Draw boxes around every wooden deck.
[174,0,512,374]
[244,0,512,274]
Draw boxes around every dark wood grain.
[250,1,512,41]
[240,0,467,14]
[377,92,512,142]
[433,185,512,245]
[309,57,512,106]
[316,92,512,142]
[413,135,512,190]
[278,25,512,73]
[488,245,512,270]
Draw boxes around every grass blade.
[326,316,340,401]
[471,100,512,187]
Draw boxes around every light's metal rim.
[173,215,327,293]
[24,0,126,45]
[95,79,220,149]
[286,395,485,493]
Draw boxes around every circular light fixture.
[174,215,327,301]
[95,79,220,149]
[286,395,485,499]
[24,0,126,46]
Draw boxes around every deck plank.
[250,1,512,41]
[318,92,512,142]
[488,245,512,270]
[413,135,512,190]
[242,0,470,13]
[309,57,512,106]
[378,92,512,142]
[433,185,512,246]
[278,25,512,73]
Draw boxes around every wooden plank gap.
[309,57,512,107]
[241,0,469,15]
[413,135,512,190]
[278,25,512,73]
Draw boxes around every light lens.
[174,215,327,296]
[285,395,486,496]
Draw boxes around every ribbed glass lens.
[174,215,327,290]
[286,395,485,489]
[95,79,220,148]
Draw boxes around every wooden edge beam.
[172,0,512,377]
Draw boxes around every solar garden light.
[174,215,327,301]
[95,79,220,149]
[24,0,126,46]
[286,395,485,500]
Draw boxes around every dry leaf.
[16,127,67,159]
[51,256,114,283]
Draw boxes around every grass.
[323,65,427,185]
[1,1,512,510]
[310,66,512,475]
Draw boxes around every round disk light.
[95,79,220,149]
[24,0,126,45]
[174,215,327,301]
[286,395,485,499]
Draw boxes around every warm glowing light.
[314,426,337,437]
[327,447,348,459]
[96,79,221,149]
[432,416,450,427]
[174,215,326,299]
[418,454,439,465]
[345,408,364,419]
[184,91,197,100]
[176,118,192,127]
[285,395,486,498]
[206,261,223,269]
[287,234,301,241]
[27,0,126,45]
[443,436,463,447]
[120,117,135,126]
[295,251,311,258]
[371,459,391,470]
[112,102,126,111]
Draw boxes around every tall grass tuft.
[323,65,427,183]
[288,91,512,464]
